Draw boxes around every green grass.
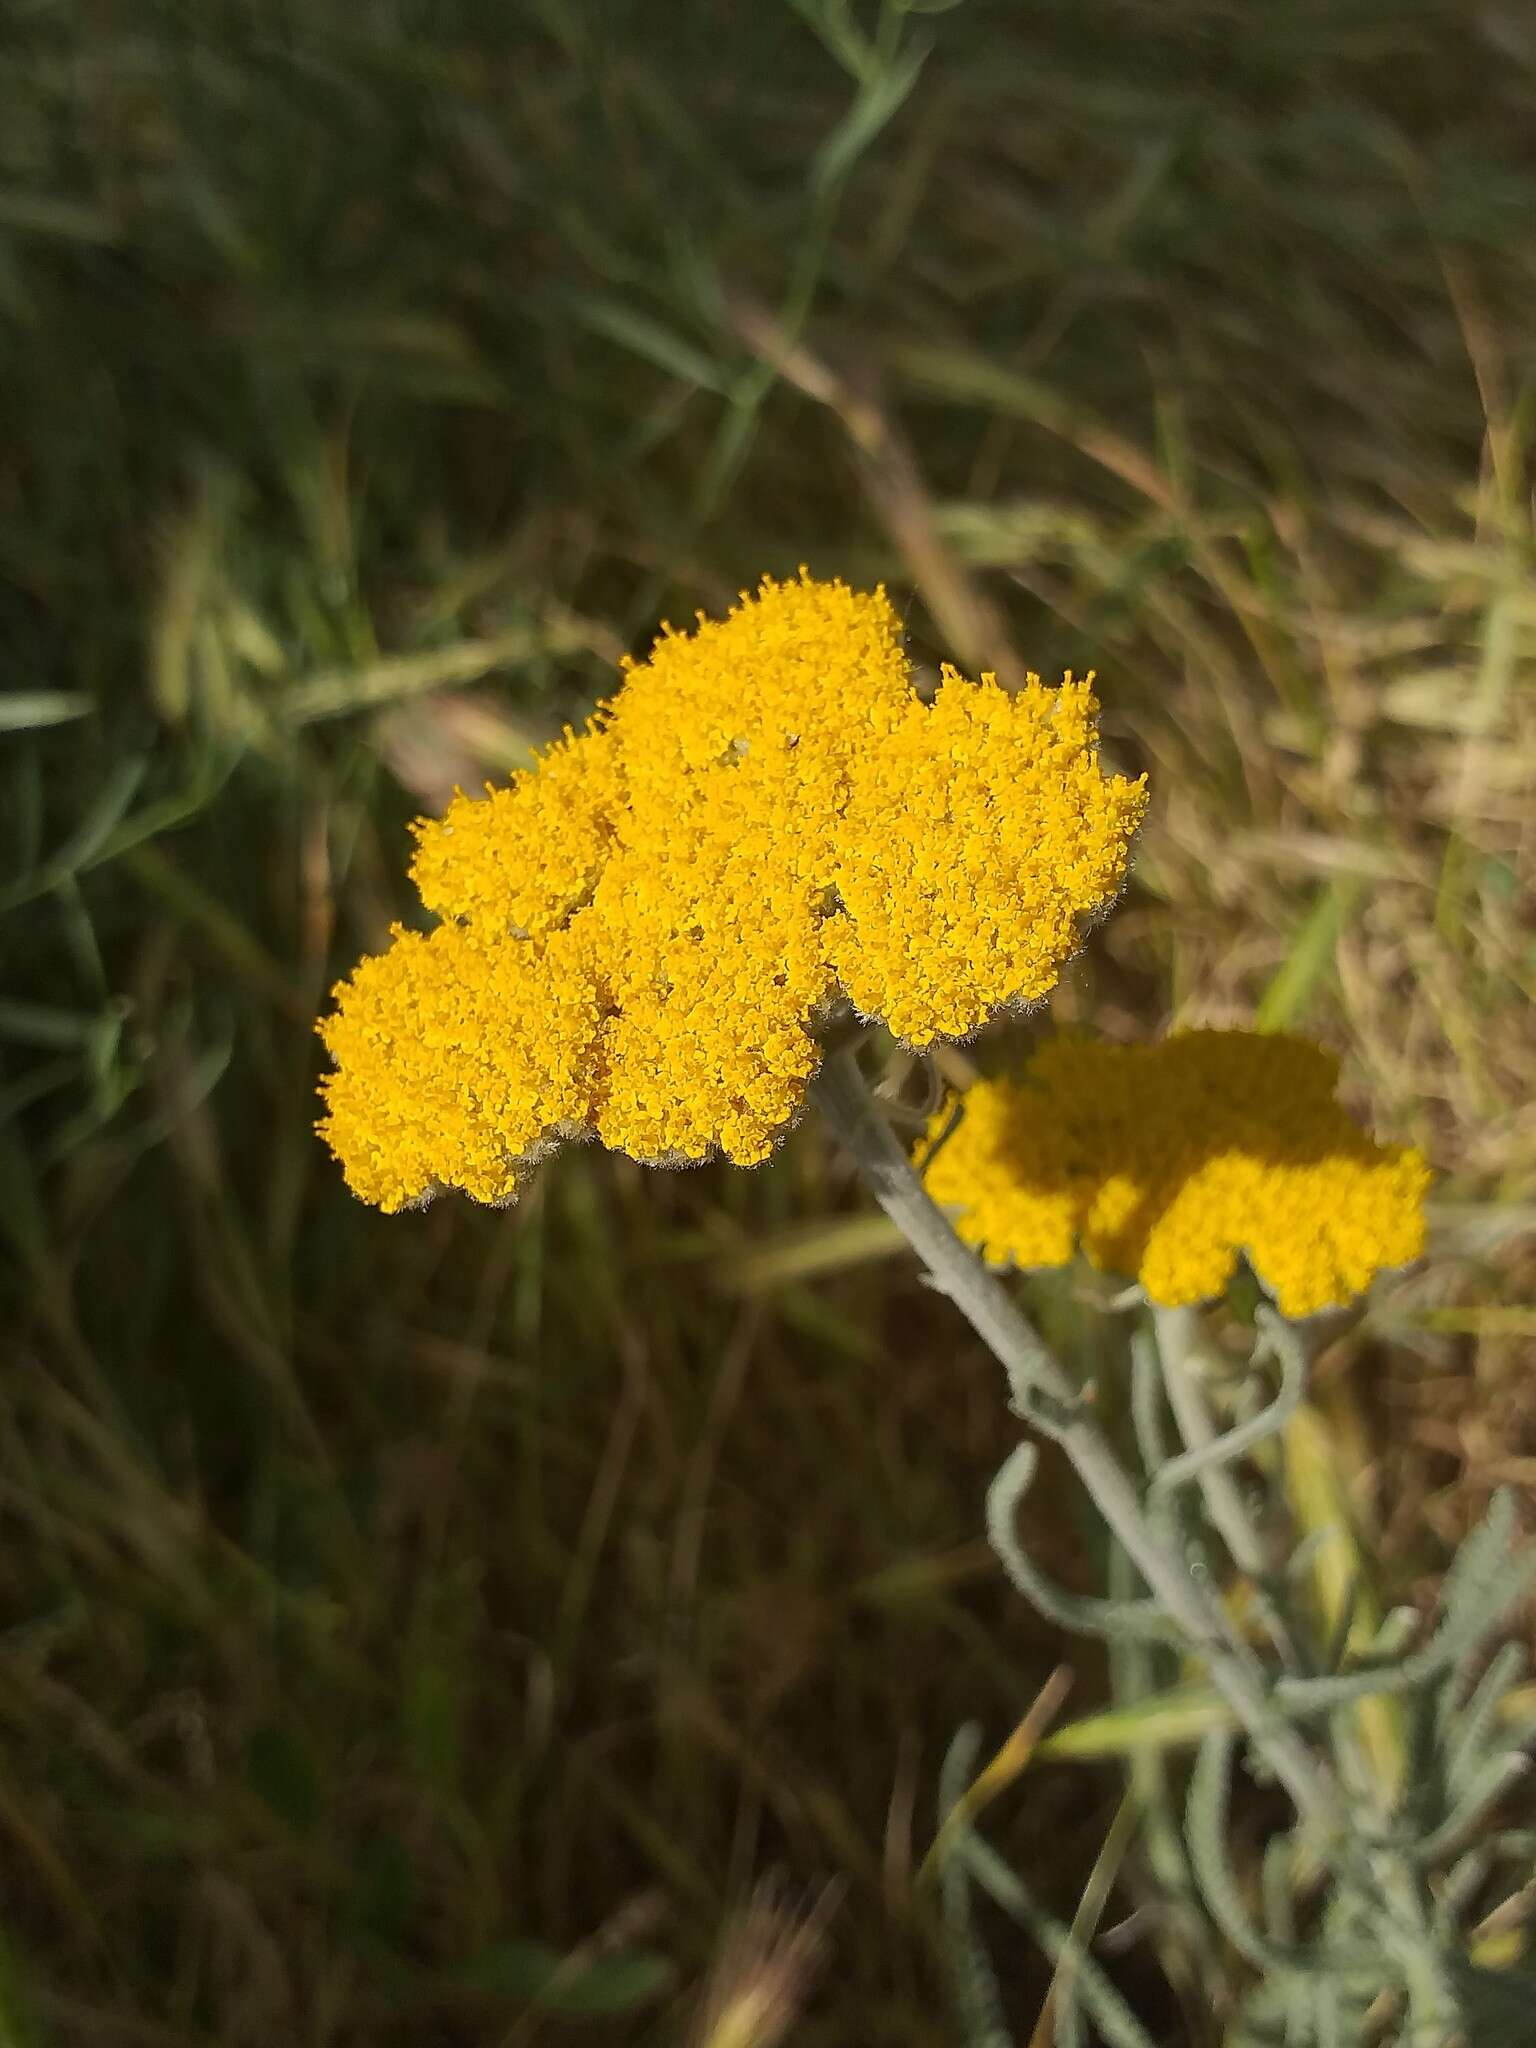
[3,0,1535,2040]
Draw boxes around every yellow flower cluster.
[319,572,1145,1211]
[917,1032,1429,1316]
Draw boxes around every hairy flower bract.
[917,1031,1429,1316]
[318,572,1145,1211]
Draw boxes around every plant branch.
[1150,1302,1303,1673]
[809,1045,1344,1842]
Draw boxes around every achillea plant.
[318,575,1536,2048]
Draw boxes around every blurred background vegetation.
[3,0,1535,2040]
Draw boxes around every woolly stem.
[1150,1302,1302,1672]
[809,1045,1342,1842]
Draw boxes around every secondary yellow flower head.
[318,572,1146,1211]
[917,1031,1429,1316]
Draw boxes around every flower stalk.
[809,1044,1344,1842]
[1149,1302,1302,1673]
[813,1046,1490,2040]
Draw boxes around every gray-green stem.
[809,1045,1343,1842]
[1150,1302,1302,1673]
[1153,1307,1457,2033]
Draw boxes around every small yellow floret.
[319,572,1146,1209]
[917,1032,1429,1316]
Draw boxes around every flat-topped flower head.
[318,572,1146,1211]
[916,1031,1429,1317]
